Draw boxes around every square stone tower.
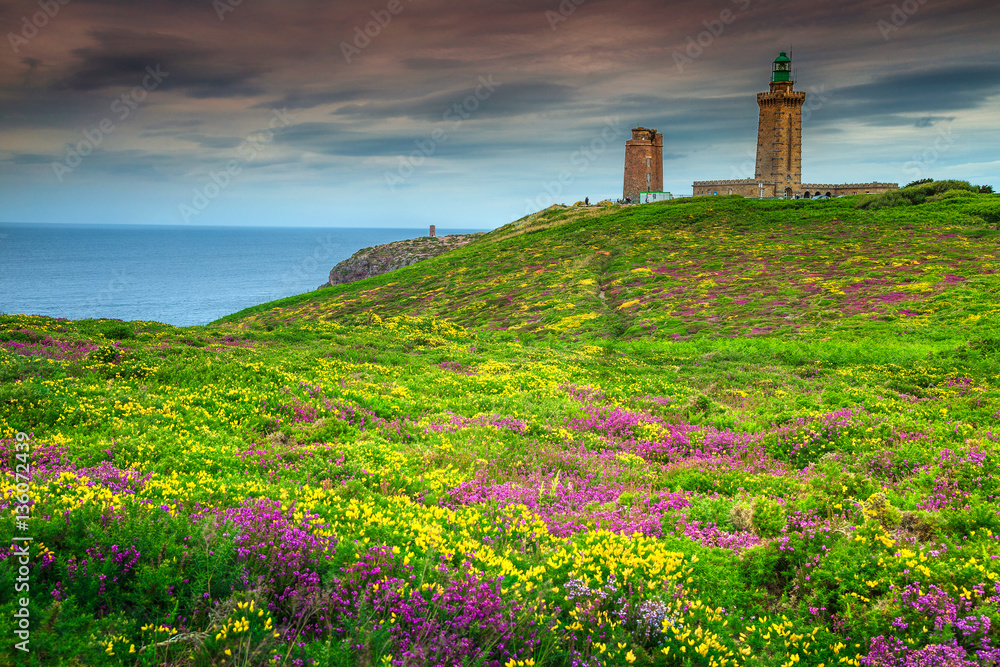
[754,52,806,197]
[623,127,663,202]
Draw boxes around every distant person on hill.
[585,197,590,205]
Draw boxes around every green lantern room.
[772,52,792,82]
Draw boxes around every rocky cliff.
[319,233,484,288]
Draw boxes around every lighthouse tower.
[754,52,806,196]
[623,127,663,202]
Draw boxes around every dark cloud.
[0,147,183,183]
[914,116,956,128]
[274,121,548,159]
[138,119,204,137]
[829,65,1000,118]
[9,153,55,165]
[331,82,576,122]
[20,58,42,87]
[144,119,203,130]
[271,123,410,157]
[176,135,244,149]
[56,29,266,98]
[252,88,374,111]
[858,114,959,128]
[402,58,465,70]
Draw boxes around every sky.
[1,0,998,229]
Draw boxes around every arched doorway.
[803,191,812,199]
[825,191,832,198]
[785,187,792,198]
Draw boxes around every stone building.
[623,52,896,199]
[754,51,804,193]
[623,127,663,202]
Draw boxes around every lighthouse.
[622,127,663,203]
[754,52,806,197]
[692,52,898,199]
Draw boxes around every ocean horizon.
[1,223,484,327]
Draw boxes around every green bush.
[98,321,135,340]
[88,344,122,364]
[862,492,901,530]
[942,502,1000,536]
[751,497,787,537]
[686,495,737,530]
[929,188,977,202]
[855,190,911,210]
[855,180,978,210]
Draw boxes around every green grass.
[3,186,1000,666]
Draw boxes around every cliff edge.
[319,233,484,288]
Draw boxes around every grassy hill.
[218,190,999,345]
[3,186,1000,666]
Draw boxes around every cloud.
[1,0,998,226]
[402,58,465,70]
[272,121,543,159]
[56,29,266,98]
[914,116,956,128]
[331,82,577,122]
[811,64,1000,125]
[9,153,55,165]
[176,135,245,149]
[252,87,375,111]
[19,58,42,87]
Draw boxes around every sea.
[0,224,482,327]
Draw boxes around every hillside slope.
[3,187,1000,666]
[220,194,1000,344]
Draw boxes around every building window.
[646,158,651,167]
[646,173,651,183]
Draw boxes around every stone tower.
[754,52,806,196]
[623,127,663,202]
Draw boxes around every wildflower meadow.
[3,182,1000,666]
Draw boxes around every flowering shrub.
[3,193,1000,665]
